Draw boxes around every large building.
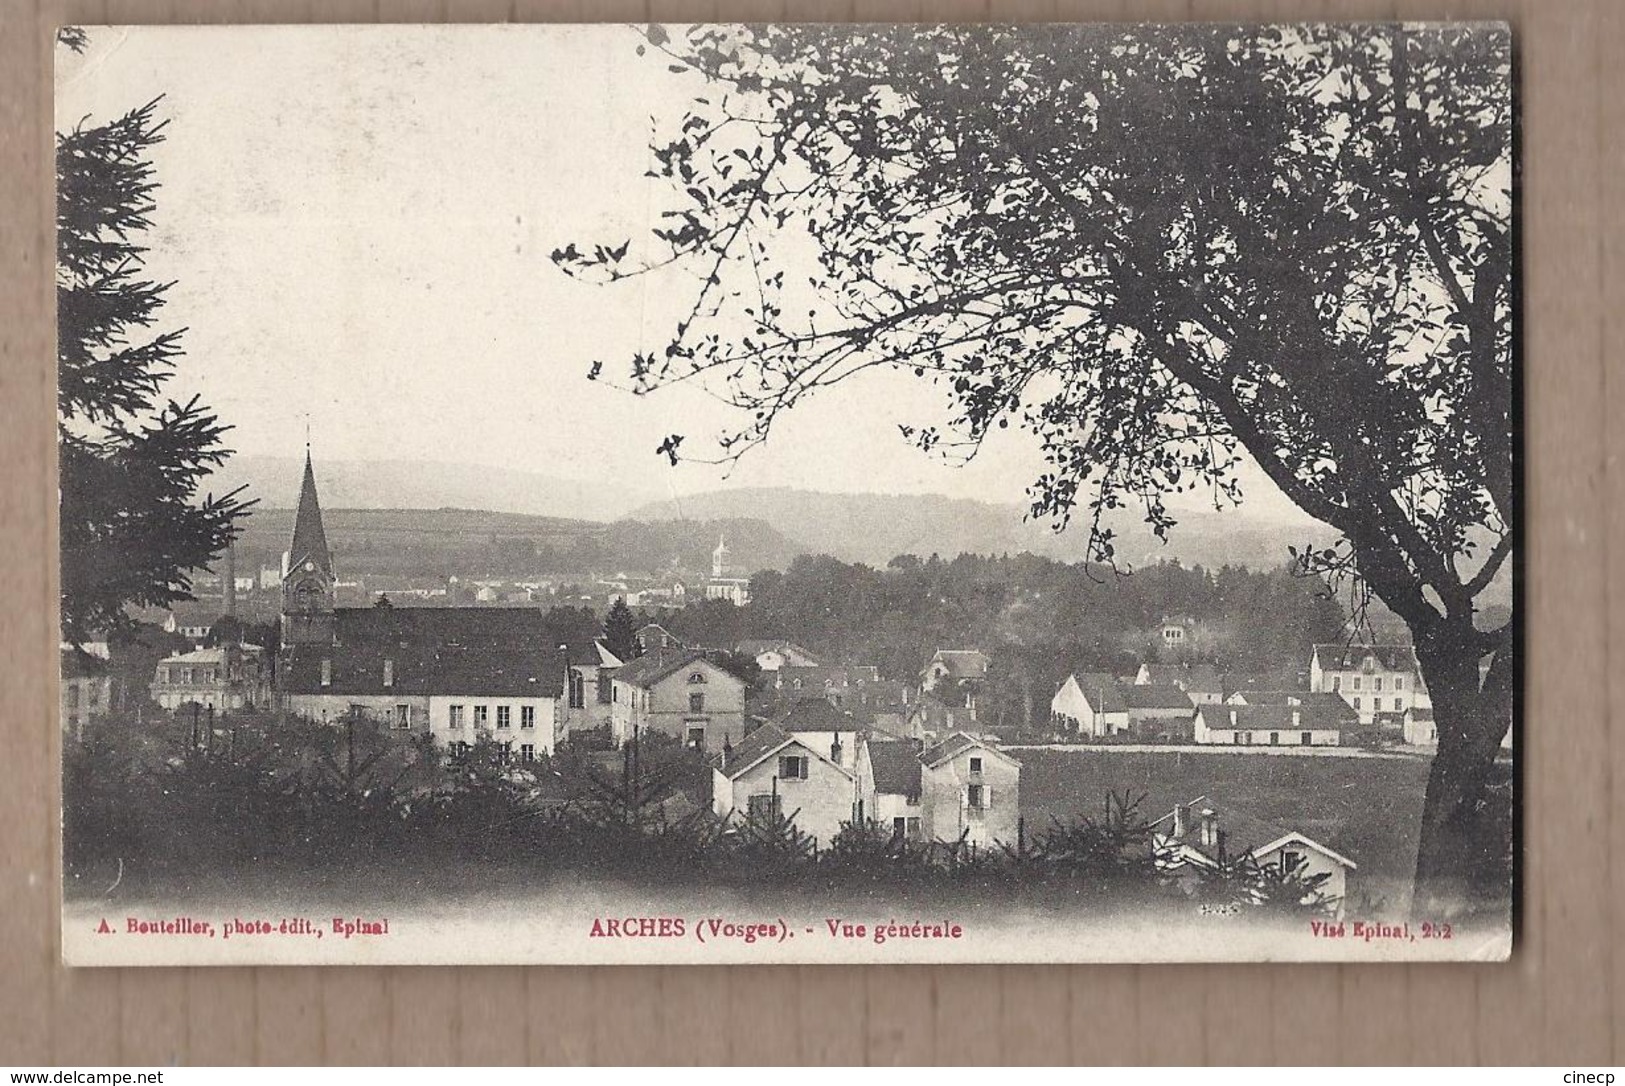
[1309,643,1430,726]
[274,452,573,758]
[608,648,746,753]
[704,535,751,606]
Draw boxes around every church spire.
[288,448,332,575]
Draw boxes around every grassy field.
[1014,748,1434,909]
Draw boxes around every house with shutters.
[1309,643,1430,726]
[609,648,746,753]
[1151,796,1357,916]
[917,733,1021,849]
[712,723,854,846]
[1050,671,1130,738]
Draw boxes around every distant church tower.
[281,449,336,646]
[712,534,729,579]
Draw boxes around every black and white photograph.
[55,21,1515,965]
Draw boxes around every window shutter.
[984,787,993,809]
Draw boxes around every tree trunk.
[1411,621,1514,919]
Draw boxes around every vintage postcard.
[56,22,1515,965]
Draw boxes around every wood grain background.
[2,0,1619,1065]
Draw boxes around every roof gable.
[613,649,735,690]
[721,724,851,781]
[863,740,922,799]
[918,731,1020,769]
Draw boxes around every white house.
[1309,643,1430,725]
[712,724,854,847]
[425,686,559,764]
[151,644,270,712]
[917,732,1021,849]
[1050,672,1129,738]
[1194,703,1344,746]
[1151,796,1358,917]
[853,738,926,841]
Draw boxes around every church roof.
[279,607,592,697]
[287,452,332,575]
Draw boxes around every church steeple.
[288,448,332,576]
[281,448,336,646]
[712,533,729,579]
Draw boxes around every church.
[276,452,606,760]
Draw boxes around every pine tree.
[57,97,250,646]
[603,597,639,661]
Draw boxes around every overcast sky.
[56,24,1301,520]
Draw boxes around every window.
[496,706,511,729]
[687,725,705,749]
[1301,731,1312,745]
[1331,676,1341,692]
[320,659,332,687]
[451,741,470,761]
[746,793,780,822]
[1280,849,1304,874]
[521,743,535,763]
[394,704,410,730]
[1269,731,1280,746]
[1352,676,1362,691]
[1394,698,1403,711]
[778,755,808,780]
[906,793,921,807]
[1373,676,1383,693]
[689,692,705,712]
[568,670,585,709]
[449,705,464,730]
[383,659,394,688]
[499,741,513,764]
[611,685,619,703]
[906,816,921,838]
[893,816,908,838]
[474,705,489,728]
[1233,733,1243,745]
[687,671,707,684]
[1395,677,1405,691]
[967,784,986,810]
[521,705,536,729]
[969,756,983,774]
[1353,697,1361,710]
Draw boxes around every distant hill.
[625,487,1338,572]
[228,505,805,582]
[208,455,657,524]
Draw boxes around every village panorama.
[57,24,1514,964]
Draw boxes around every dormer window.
[688,671,707,684]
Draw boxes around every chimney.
[721,733,733,769]
[223,543,237,619]
[1199,808,1219,850]
[830,728,843,766]
[1173,802,1191,839]
[1229,708,1237,727]
[1291,708,1301,727]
